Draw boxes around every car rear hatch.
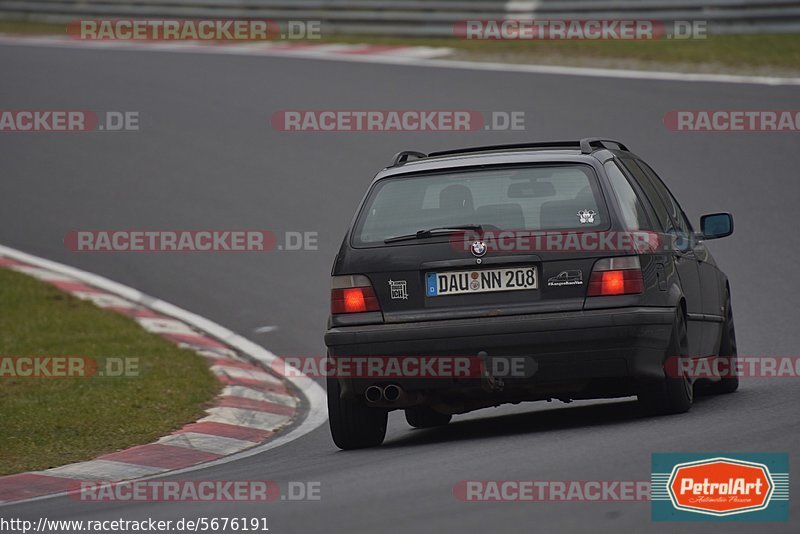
[335,162,637,324]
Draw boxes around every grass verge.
[0,267,220,476]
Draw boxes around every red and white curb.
[0,34,452,60]
[0,244,326,505]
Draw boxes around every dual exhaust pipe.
[365,384,404,404]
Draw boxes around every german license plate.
[425,266,537,297]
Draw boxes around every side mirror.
[700,212,733,240]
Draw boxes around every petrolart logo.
[652,453,789,521]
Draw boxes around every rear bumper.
[325,307,675,400]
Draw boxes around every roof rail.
[428,141,582,158]
[388,139,630,167]
[388,150,427,167]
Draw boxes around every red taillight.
[587,270,643,296]
[331,276,380,314]
[587,257,644,297]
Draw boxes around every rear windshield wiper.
[384,224,483,244]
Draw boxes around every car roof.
[374,149,619,181]
[373,139,634,182]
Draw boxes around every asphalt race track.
[1,43,799,533]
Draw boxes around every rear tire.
[638,309,693,415]
[327,377,387,450]
[405,406,452,428]
[706,290,739,394]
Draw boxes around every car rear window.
[353,164,608,245]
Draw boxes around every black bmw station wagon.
[325,138,736,450]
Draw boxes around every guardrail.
[1,0,799,35]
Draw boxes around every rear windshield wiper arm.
[384,224,483,244]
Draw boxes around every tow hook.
[478,351,504,392]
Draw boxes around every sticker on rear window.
[577,209,596,224]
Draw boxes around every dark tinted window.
[604,160,652,230]
[638,161,694,234]
[621,159,673,232]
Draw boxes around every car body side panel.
[694,242,725,353]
